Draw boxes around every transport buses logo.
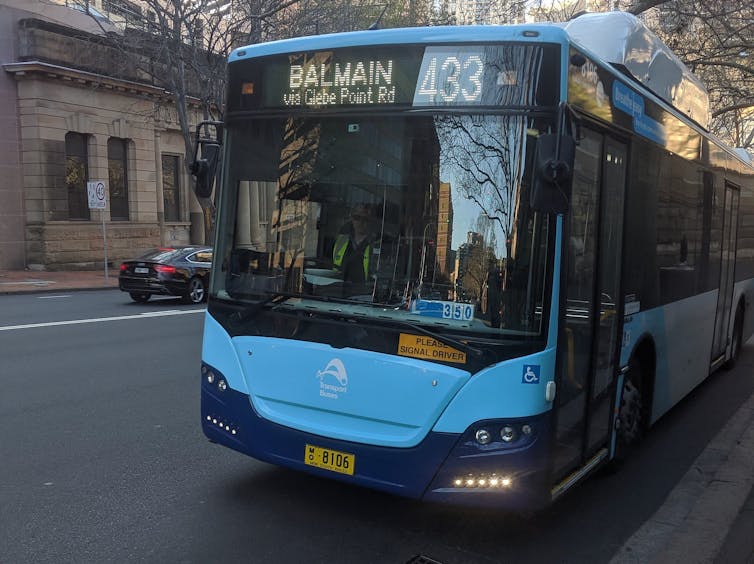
[316,358,348,399]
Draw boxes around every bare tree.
[528,0,618,22]
[638,0,754,150]
[77,0,319,242]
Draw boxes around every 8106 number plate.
[304,444,355,475]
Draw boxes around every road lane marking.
[0,280,52,286]
[38,295,72,299]
[0,309,205,331]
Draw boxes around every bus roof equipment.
[563,11,710,129]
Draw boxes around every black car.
[119,246,213,304]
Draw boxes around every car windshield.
[213,113,553,338]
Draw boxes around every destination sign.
[228,44,557,112]
[284,58,397,107]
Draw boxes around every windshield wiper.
[231,291,355,322]
[230,291,304,322]
[300,310,485,359]
[230,293,485,358]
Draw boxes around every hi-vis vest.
[333,234,370,279]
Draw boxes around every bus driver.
[333,203,374,286]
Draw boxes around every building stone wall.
[0,4,26,269]
[2,4,206,271]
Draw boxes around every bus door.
[711,182,740,362]
[552,128,627,481]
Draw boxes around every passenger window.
[192,251,213,263]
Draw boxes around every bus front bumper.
[201,363,551,510]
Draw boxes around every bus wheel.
[724,307,744,370]
[612,359,645,466]
[618,377,643,446]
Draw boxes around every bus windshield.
[213,112,553,339]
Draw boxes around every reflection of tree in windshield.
[434,113,548,331]
[435,114,530,254]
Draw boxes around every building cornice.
[3,60,201,107]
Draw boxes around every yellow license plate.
[304,444,355,476]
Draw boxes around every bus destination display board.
[230,44,556,111]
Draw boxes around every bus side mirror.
[190,121,223,199]
[530,133,575,215]
[191,143,220,198]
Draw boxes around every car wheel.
[184,276,206,304]
[129,292,151,303]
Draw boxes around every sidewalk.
[0,269,118,294]
[611,391,754,564]
[1,269,753,563]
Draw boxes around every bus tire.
[724,306,744,370]
[611,356,647,468]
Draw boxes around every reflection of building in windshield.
[232,114,452,299]
[436,181,455,276]
[453,231,488,301]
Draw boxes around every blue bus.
[197,11,754,510]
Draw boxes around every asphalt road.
[1,290,753,563]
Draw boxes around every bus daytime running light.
[206,413,239,436]
[452,474,513,489]
[206,371,215,384]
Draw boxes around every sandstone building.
[1,0,207,271]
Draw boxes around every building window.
[108,138,130,220]
[103,0,142,26]
[161,154,181,222]
[65,132,90,220]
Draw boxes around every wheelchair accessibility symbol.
[522,364,540,384]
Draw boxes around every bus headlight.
[500,426,516,442]
[475,429,492,445]
[459,419,538,452]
